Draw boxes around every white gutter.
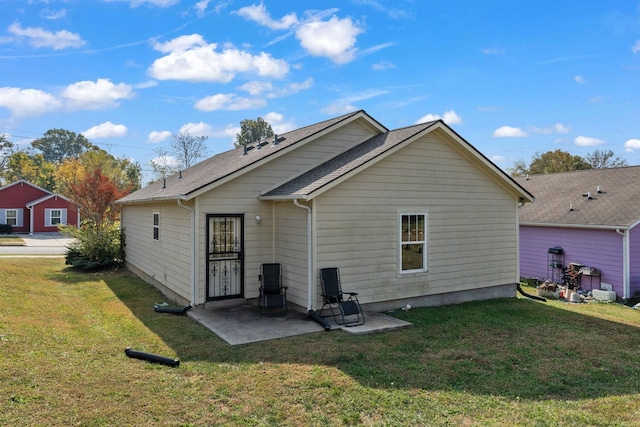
[178,199,196,306]
[293,199,313,312]
[616,228,630,299]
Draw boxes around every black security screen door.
[206,214,244,300]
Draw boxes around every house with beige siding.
[116,110,534,313]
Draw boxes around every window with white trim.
[153,212,160,240]
[6,209,18,226]
[45,208,67,227]
[399,213,427,273]
[2,208,23,227]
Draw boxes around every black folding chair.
[319,267,364,326]
[258,263,287,315]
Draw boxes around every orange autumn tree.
[62,168,131,270]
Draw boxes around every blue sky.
[1,0,640,182]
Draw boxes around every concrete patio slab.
[186,301,412,345]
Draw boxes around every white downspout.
[178,199,196,306]
[616,228,630,300]
[293,199,313,312]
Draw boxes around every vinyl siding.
[519,225,624,296]
[630,226,640,297]
[122,202,192,301]
[314,134,519,306]
[194,121,376,306]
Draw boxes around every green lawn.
[1,258,640,426]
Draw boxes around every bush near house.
[0,224,12,234]
[62,225,125,271]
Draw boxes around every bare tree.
[170,131,208,169]
[149,131,208,179]
[584,149,627,169]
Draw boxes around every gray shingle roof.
[514,166,640,228]
[117,110,374,204]
[260,120,440,199]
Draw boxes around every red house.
[0,179,79,234]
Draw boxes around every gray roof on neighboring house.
[117,110,382,204]
[514,165,640,228]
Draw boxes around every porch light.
[255,215,262,224]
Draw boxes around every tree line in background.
[0,129,141,270]
[508,148,627,176]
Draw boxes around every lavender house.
[514,166,640,300]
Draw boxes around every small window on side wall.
[153,212,160,240]
[399,213,427,273]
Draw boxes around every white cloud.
[110,0,180,7]
[372,60,396,71]
[147,130,171,143]
[296,16,363,64]
[179,122,214,137]
[41,9,67,20]
[235,3,298,30]
[416,110,462,125]
[149,34,289,82]
[574,75,585,84]
[0,87,62,118]
[263,111,296,134]
[194,93,266,111]
[62,78,134,110]
[624,138,640,152]
[83,121,128,139]
[6,22,85,50]
[239,81,273,96]
[492,126,528,138]
[632,40,640,53]
[530,123,572,134]
[194,0,210,17]
[574,135,605,146]
[267,77,314,98]
[321,89,388,115]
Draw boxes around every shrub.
[62,224,125,271]
[0,224,12,234]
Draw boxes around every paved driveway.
[0,233,74,256]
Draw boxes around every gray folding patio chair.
[258,263,288,315]
[319,267,365,326]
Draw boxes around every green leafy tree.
[31,129,94,163]
[509,149,590,176]
[583,149,627,169]
[3,151,56,190]
[234,117,274,148]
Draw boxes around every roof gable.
[261,120,534,202]
[0,179,52,197]
[117,110,386,204]
[514,166,640,228]
[26,193,74,207]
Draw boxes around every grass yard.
[0,235,24,246]
[1,259,640,426]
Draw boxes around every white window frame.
[398,212,428,274]
[45,208,67,227]
[50,209,62,226]
[3,208,23,227]
[153,212,160,240]
[6,209,18,226]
